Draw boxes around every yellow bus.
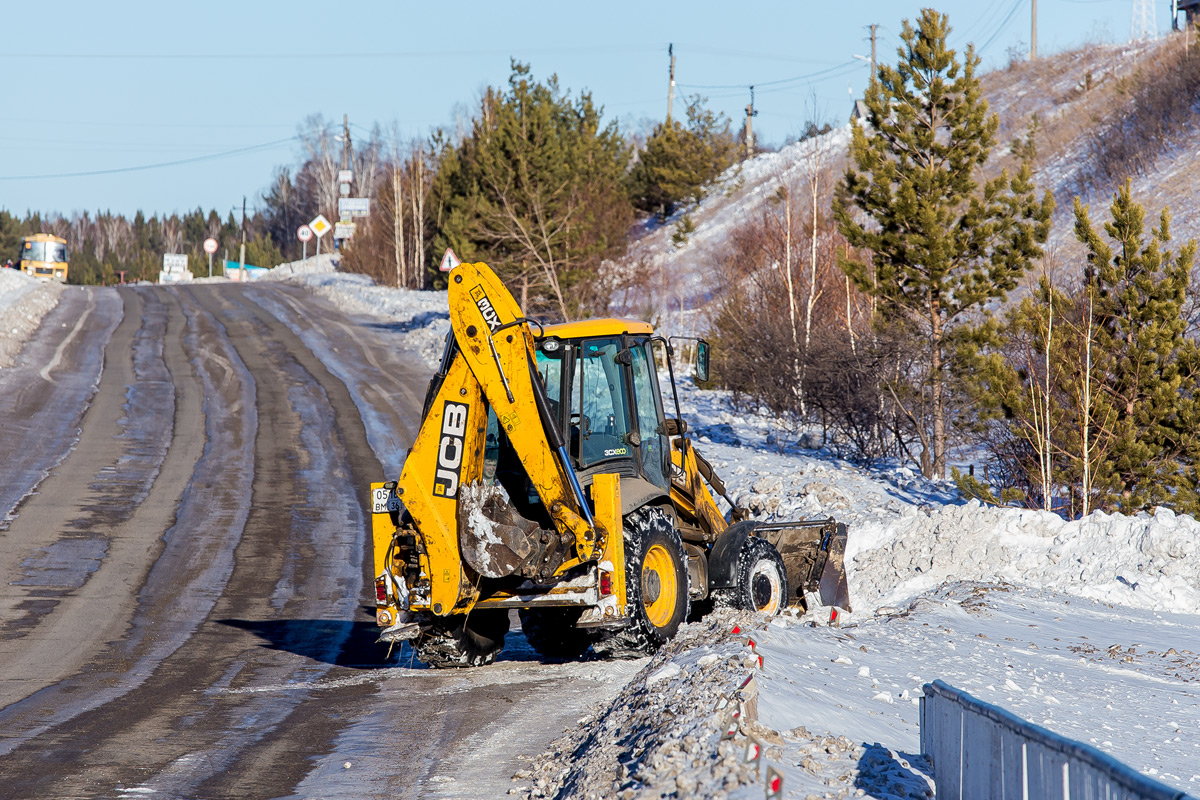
[18,233,69,283]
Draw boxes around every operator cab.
[540,321,669,487]
[480,317,709,524]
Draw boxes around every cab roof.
[541,318,654,340]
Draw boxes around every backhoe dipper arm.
[393,263,605,615]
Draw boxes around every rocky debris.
[513,611,777,800]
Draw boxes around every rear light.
[375,578,388,604]
[599,570,613,596]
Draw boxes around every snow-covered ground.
[4,262,1199,797]
[256,268,1200,798]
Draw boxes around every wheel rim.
[749,559,783,614]
[642,544,679,628]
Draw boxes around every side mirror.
[659,417,688,437]
[695,340,710,382]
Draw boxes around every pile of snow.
[516,614,763,799]
[848,502,1200,618]
[0,269,65,369]
[263,252,340,278]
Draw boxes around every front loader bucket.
[755,519,851,611]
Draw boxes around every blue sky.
[0,0,1168,218]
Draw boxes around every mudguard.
[707,520,759,590]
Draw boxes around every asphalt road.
[0,283,634,800]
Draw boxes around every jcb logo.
[470,285,502,333]
[434,401,468,498]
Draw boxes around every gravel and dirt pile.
[0,270,65,369]
[513,611,855,800]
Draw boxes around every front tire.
[413,609,510,668]
[713,536,789,615]
[593,506,690,658]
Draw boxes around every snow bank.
[848,501,1200,616]
[262,252,340,278]
[0,269,65,369]
[265,266,450,368]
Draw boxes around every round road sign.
[203,237,218,255]
[297,225,313,243]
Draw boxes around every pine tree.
[833,9,1054,478]
[431,62,633,319]
[631,96,737,219]
[1074,181,1200,513]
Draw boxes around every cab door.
[571,337,635,473]
[629,340,669,490]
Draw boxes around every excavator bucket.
[754,519,851,611]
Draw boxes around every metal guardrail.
[920,680,1195,800]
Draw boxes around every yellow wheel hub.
[641,544,679,628]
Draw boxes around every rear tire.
[593,506,690,658]
[518,607,594,660]
[413,609,510,668]
[712,536,789,615]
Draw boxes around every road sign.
[334,222,356,239]
[163,253,188,271]
[203,238,218,254]
[439,247,462,272]
[297,225,313,243]
[338,169,353,184]
[309,215,332,238]
[160,253,192,284]
[338,198,370,218]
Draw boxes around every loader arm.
[668,438,730,540]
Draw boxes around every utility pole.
[666,43,676,123]
[743,85,758,158]
[238,196,247,283]
[1031,0,1038,59]
[867,24,878,84]
[341,113,353,173]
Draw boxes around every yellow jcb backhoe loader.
[369,261,850,667]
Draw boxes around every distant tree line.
[0,207,281,285]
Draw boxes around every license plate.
[372,487,400,514]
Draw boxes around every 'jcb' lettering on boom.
[434,401,468,497]
[470,285,502,333]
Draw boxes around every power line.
[677,59,861,91]
[977,0,1028,55]
[0,135,302,181]
[0,44,659,62]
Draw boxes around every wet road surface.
[0,283,634,799]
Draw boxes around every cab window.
[630,342,668,489]
[571,338,631,468]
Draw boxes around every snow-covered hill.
[613,35,1200,342]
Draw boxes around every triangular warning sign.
[439,248,462,272]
